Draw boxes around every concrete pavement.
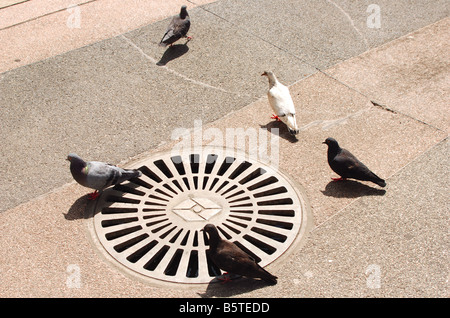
[0,0,448,297]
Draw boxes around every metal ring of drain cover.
[86,148,311,285]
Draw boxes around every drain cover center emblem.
[173,197,222,222]
[86,148,311,286]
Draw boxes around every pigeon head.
[180,5,188,18]
[202,224,221,247]
[67,153,87,170]
[67,153,83,162]
[261,71,278,87]
[322,137,340,149]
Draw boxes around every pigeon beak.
[261,72,267,76]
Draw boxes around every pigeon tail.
[285,114,299,135]
[369,173,386,187]
[118,169,142,183]
[258,266,278,285]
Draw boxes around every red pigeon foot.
[271,114,281,121]
[331,177,346,182]
[87,190,100,200]
[217,272,233,284]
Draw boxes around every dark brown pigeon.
[202,224,277,285]
[67,153,142,200]
[159,5,191,47]
[323,137,386,187]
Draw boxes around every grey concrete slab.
[0,35,252,212]
[0,4,317,213]
[327,17,450,133]
[273,138,449,297]
[202,0,449,68]
[124,7,316,95]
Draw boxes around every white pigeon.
[262,71,299,135]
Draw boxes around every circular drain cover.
[87,148,311,285]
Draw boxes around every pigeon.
[159,5,191,47]
[262,71,299,135]
[202,224,278,285]
[67,153,142,200]
[322,138,386,187]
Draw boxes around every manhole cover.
[86,148,311,285]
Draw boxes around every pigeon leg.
[217,272,233,284]
[186,35,193,40]
[331,177,346,182]
[271,114,281,121]
[87,190,100,200]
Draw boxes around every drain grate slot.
[140,166,163,183]
[114,233,149,253]
[164,248,183,276]
[243,234,276,255]
[144,245,170,271]
[105,225,142,241]
[126,240,158,263]
[190,154,200,174]
[102,207,138,214]
[256,218,293,230]
[186,250,199,278]
[205,154,218,174]
[251,227,287,243]
[90,149,310,285]
[101,217,139,228]
[154,159,174,178]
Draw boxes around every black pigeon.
[67,153,142,200]
[202,224,278,285]
[323,138,386,187]
[159,5,191,47]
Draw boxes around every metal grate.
[87,149,311,285]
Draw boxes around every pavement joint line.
[0,0,98,32]
[310,135,449,234]
[369,100,446,133]
[120,34,259,100]
[325,0,369,49]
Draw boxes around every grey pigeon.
[67,153,142,200]
[202,224,278,285]
[262,71,299,135]
[159,5,191,47]
[323,138,386,187]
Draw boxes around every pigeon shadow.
[64,194,90,220]
[156,43,189,66]
[198,276,273,298]
[260,121,299,144]
[64,178,143,220]
[321,179,386,198]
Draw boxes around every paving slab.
[326,17,450,133]
[0,35,250,212]
[0,0,448,298]
[0,5,315,213]
[0,69,445,297]
[0,0,216,73]
[157,71,446,226]
[275,138,449,298]
[202,0,450,69]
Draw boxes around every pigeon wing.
[160,16,190,45]
[85,161,122,190]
